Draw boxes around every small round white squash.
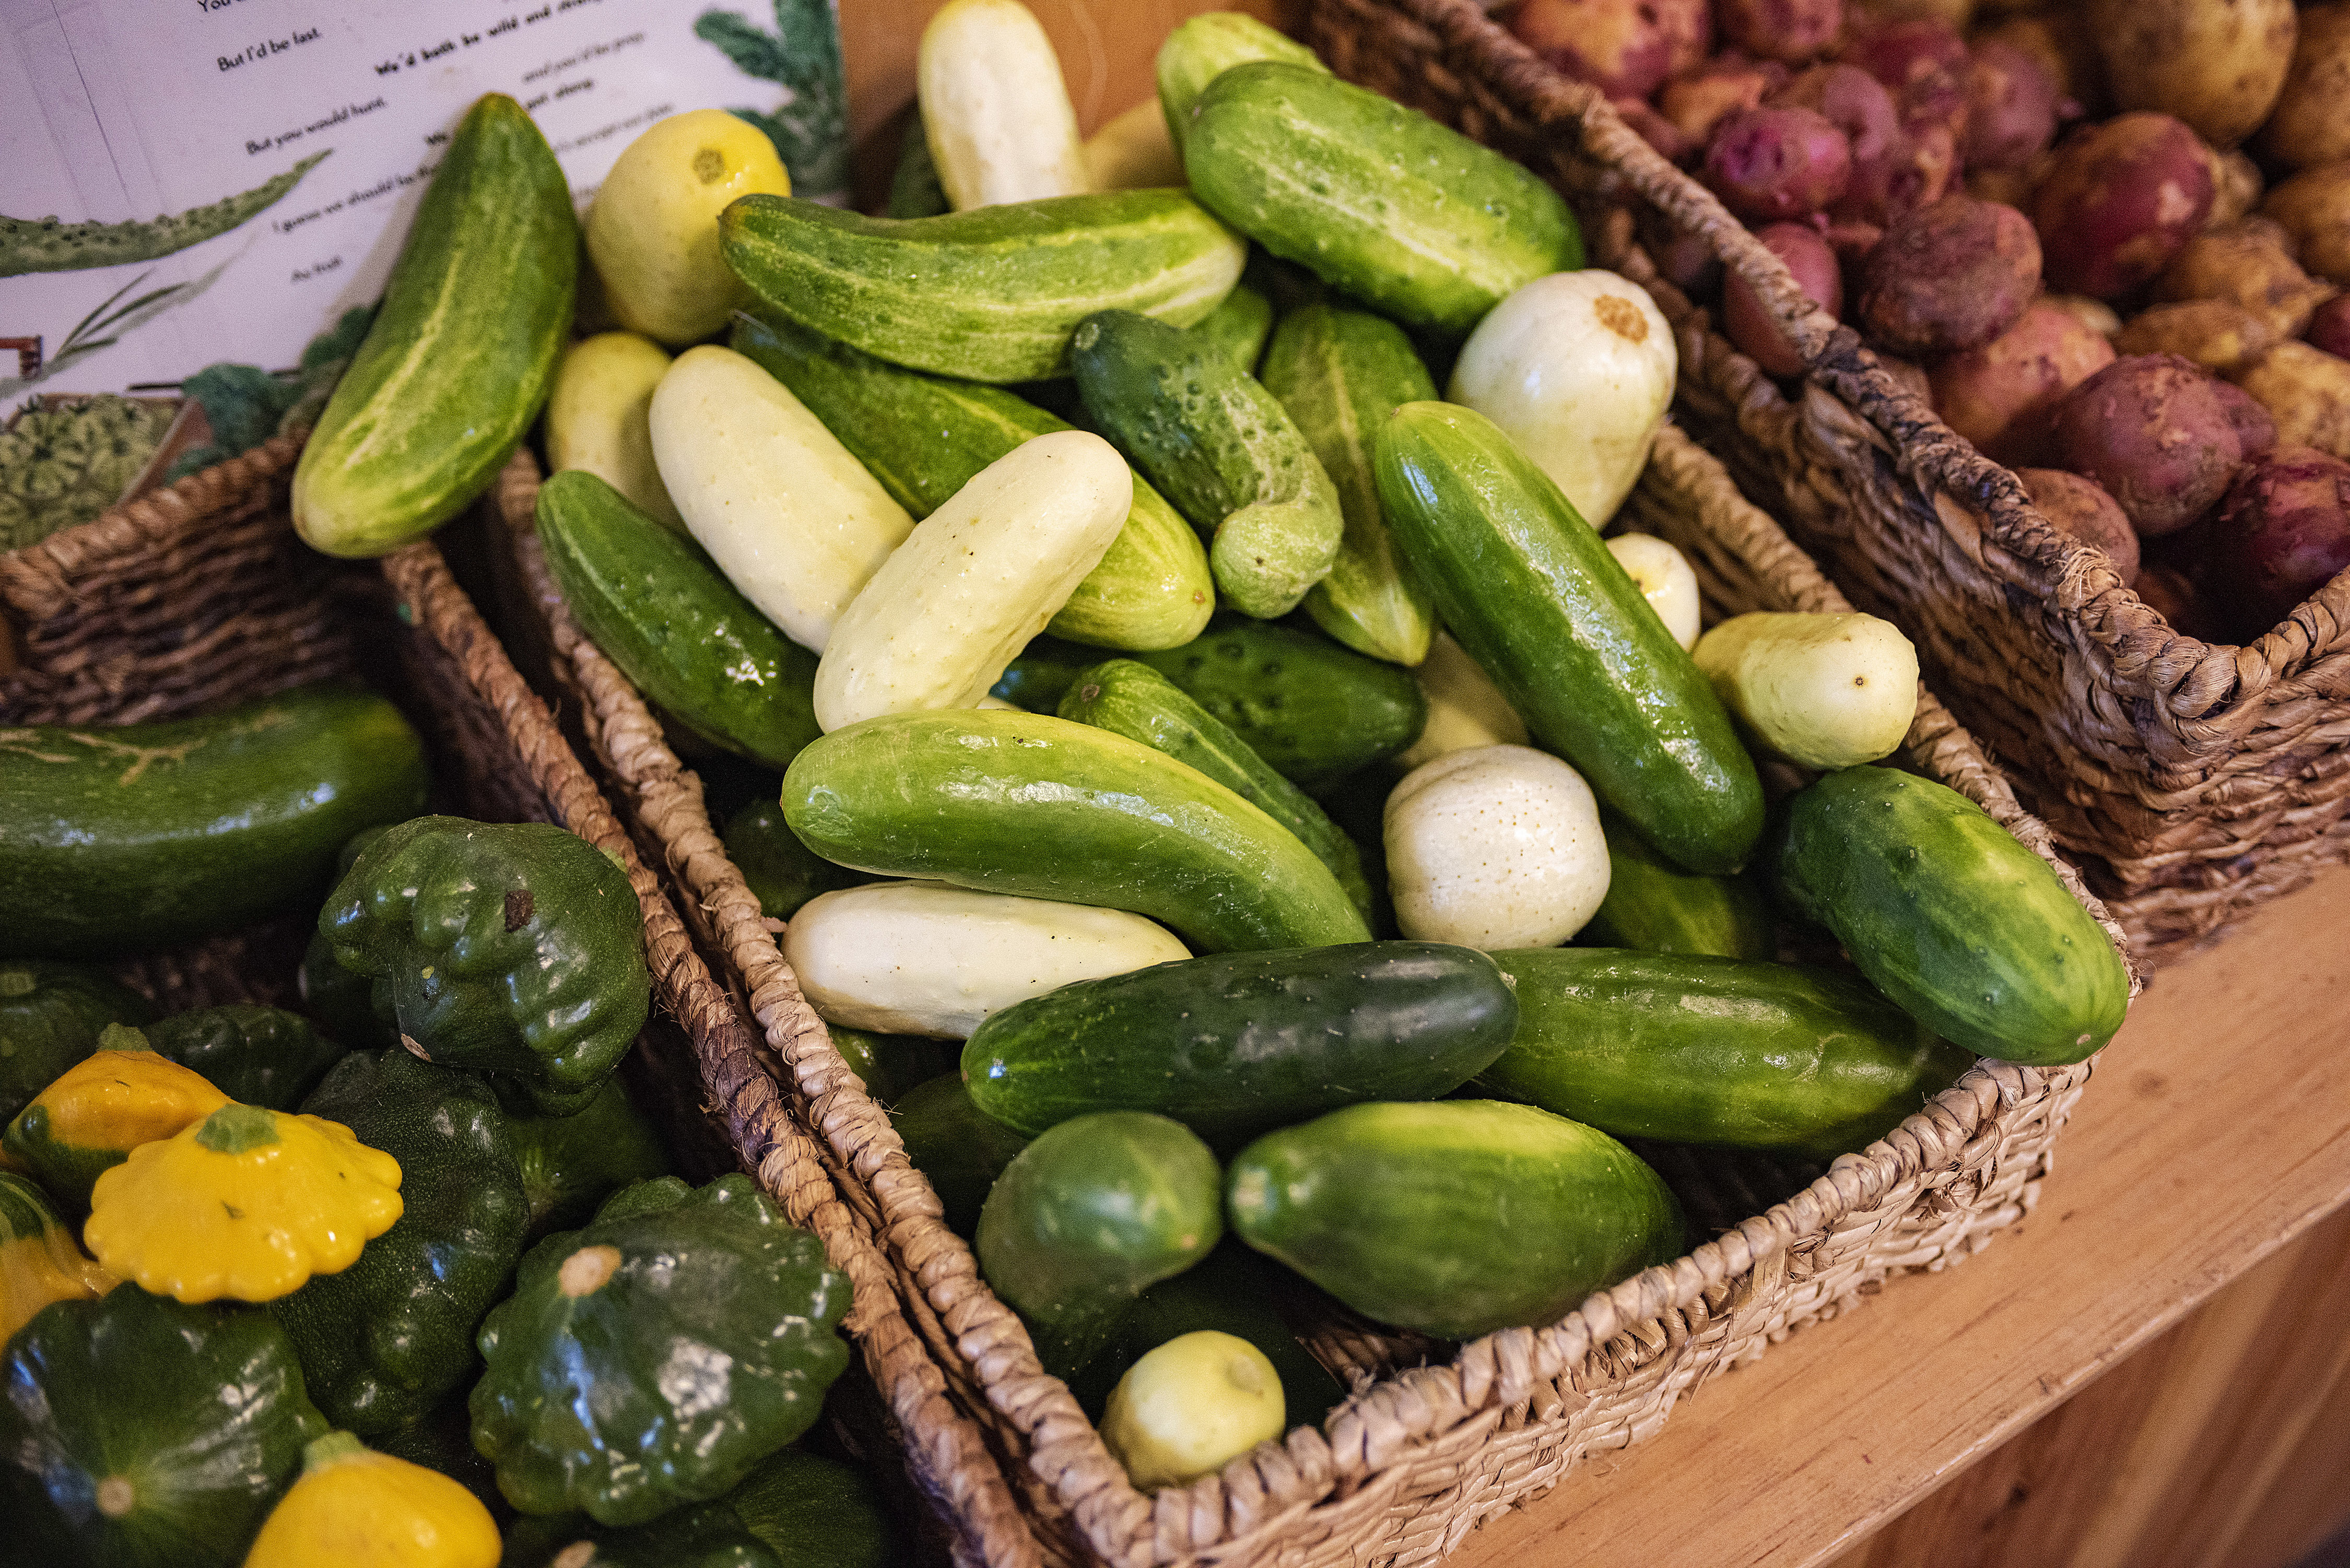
[1383,745,1609,950]
[1447,270,1676,529]
[1100,1331,1286,1491]
[1395,631,1528,771]
[1605,532,1702,650]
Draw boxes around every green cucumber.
[826,1027,954,1107]
[1185,64,1581,337]
[1260,304,1439,666]
[888,109,950,219]
[1131,617,1427,791]
[1227,1101,1682,1340]
[1073,309,1343,619]
[730,313,1212,652]
[294,95,575,558]
[780,709,1369,952]
[719,191,1247,384]
[1480,949,1973,1154]
[721,798,866,920]
[1582,810,1775,960]
[889,1073,1031,1237]
[963,941,1517,1148]
[1156,13,1327,156]
[1374,403,1763,875]
[990,638,1094,713]
[1057,658,1370,916]
[975,1110,1223,1377]
[536,470,822,771]
[1773,767,2130,1065]
[0,687,429,958]
[1190,281,1274,375]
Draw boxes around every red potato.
[1702,107,1853,221]
[1503,0,1708,101]
[2308,297,2350,362]
[1964,39,2064,173]
[1714,0,1843,65]
[2153,224,2336,341]
[1979,13,2110,123]
[2087,0,2297,150]
[2051,353,2274,536]
[2111,300,2278,375]
[2234,341,2350,463]
[2133,562,2223,639]
[1660,58,1783,148]
[1772,65,1949,226]
[2015,467,2141,586]
[2259,5,2350,172]
[1614,97,1693,163]
[2263,164,2350,287]
[1857,195,2042,357]
[2032,113,2216,299]
[2210,447,2350,634]
[1931,303,2117,467]
[1724,221,1843,377]
[1844,16,1970,145]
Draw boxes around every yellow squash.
[0,1171,113,1341]
[585,110,790,346]
[84,1101,402,1303]
[1,1023,227,1210]
[546,332,686,531]
[244,1431,500,1568]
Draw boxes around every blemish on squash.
[558,1242,624,1298]
[692,147,726,184]
[1595,294,1648,343]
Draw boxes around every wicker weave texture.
[503,419,2127,1567]
[1303,0,2350,966]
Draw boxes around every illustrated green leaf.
[1,151,330,278]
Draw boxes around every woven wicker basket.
[1301,0,2350,968]
[0,435,1015,1563]
[498,412,2135,1566]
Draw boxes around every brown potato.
[2258,4,2350,171]
[2133,562,2224,640]
[1661,60,1782,147]
[2152,224,2335,340]
[2033,113,2215,299]
[1931,303,2117,466]
[2086,0,2297,148]
[2205,149,2264,229]
[2043,294,2123,338]
[2264,163,2350,286]
[2234,341,2350,462]
[2112,300,2278,374]
[2015,467,2141,586]
[1858,195,2042,356]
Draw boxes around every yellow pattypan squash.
[84,1101,402,1303]
[2,1023,228,1211]
[0,1170,114,1341]
[243,1430,500,1568]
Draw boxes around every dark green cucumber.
[1227,1100,1683,1340]
[730,313,1211,652]
[1480,949,1973,1154]
[294,94,575,557]
[780,709,1370,952]
[963,941,1517,1149]
[1131,616,1427,791]
[722,798,865,920]
[1058,658,1371,917]
[990,636,1095,713]
[889,1073,1031,1237]
[0,686,429,958]
[1185,64,1581,337]
[1374,403,1762,875]
[536,469,821,771]
[1773,767,2130,1065]
[719,191,1247,383]
[1581,810,1775,960]
[826,1026,954,1107]
[1190,281,1274,376]
[975,1110,1223,1377]
[1074,309,1343,620]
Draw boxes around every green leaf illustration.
[695,0,850,202]
[1,150,331,278]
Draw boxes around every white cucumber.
[919,0,1092,210]
[1693,611,1920,770]
[1605,532,1702,650]
[1384,744,1610,950]
[1085,98,1184,191]
[1396,630,1530,771]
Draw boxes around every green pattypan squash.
[145,1004,349,1111]
[0,959,151,1125]
[506,1071,671,1243]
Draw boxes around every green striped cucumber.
[1073,309,1343,619]
[779,709,1369,952]
[1189,281,1275,375]
[889,1073,1031,1237]
[294,95,575,557]
[1227,1101,1682,1340]
[730,313,1211,652]
[1773,767,2129,1065]
[1156,13,1327,155]
[1581,810,1774,960]
[1056,658,1370,916]
[976,1111,1223,1376]
[1374,403,1763,875]
[1480,949,1973,1154]
[718,191,1247,384]
[0,687,429,958]
[536,470,821,770]
[1259,304,1438,665]
[1184,64,1581,337]
[962,941,1517,1148]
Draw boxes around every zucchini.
[1374,403,1763,876]
[536,470,822,770]
[722,798,865,919]
[0,687,429,958]
[918,0,1090,211]
[1184,65,1580,338]
[1581,810,1774,960]
[719,192,1247,384]
[1073,309,1343,619]
[1155,13,1327,156]
[962,941,1517,1148]
[731,313,1213,652]
[1260,304,1439,666]
[1480,949,1973,1153]
[975,1110,1223,1376]
[889,1073,1030,1236]
[294,95,574,558]
[1058,658,1371,917]
[780,709,1369,952]
[1132,616,1428,791]
[1190,281,1275,376]
[1226,1101,1683,1340]
[1773,767,2130,1065]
